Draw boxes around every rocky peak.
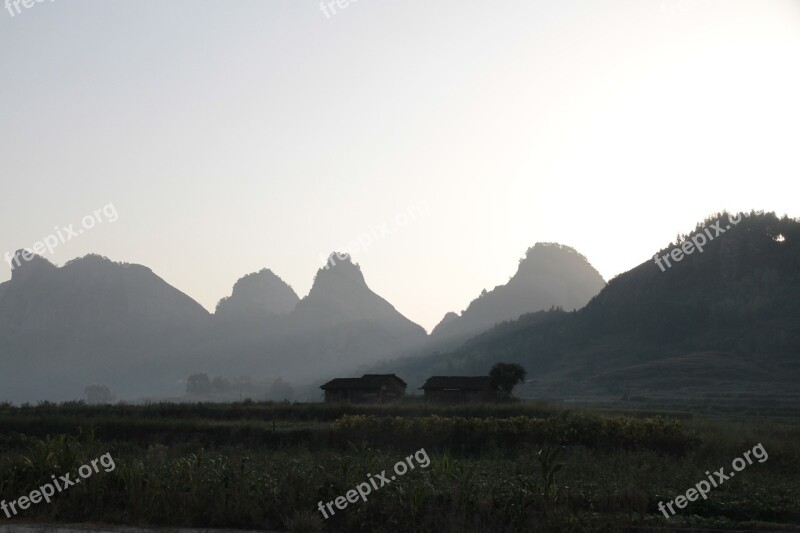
[9,250,57,282]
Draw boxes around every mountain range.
[2,211,795,406]
[0,244,601,402]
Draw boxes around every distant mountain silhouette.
[198,255,428,386]
[0,251,427,402]
[3,213,797,405]
[277,253,427,376]
[0,251,209,336]
[430,243,605,348]
[292,253,425,335]
[384,212,800,404]
[0,252,210,402]
[215,269,298,321]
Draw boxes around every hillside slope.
[0,253,211,401]
[430,243,605,347]
[384,212,800,403]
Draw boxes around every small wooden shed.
[320,374,407,403]
[420,376,497,403]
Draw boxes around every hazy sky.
[2,0,799,332]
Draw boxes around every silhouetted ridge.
[306,252,368,301]
[215,268,299,319]
[166,252,428,395]
[388,212,800,399]
[9,250,57,281]
[292,252,422,330]
[433,312,459,331]
[430,242,605,345]
[0,254,211,402]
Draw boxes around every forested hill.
[380,212,800,398]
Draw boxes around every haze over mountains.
[381,212,800,410]
[430,243,605,349]
[202,253,429,385]
[0,243,604,403]
[2,212,796,406]
[0,251,210,402]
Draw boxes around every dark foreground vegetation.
[0,401,798,532]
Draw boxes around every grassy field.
[0,401,797,532]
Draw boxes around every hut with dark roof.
[320,374,407,403]
[420,376,497,403]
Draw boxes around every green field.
[0,401,797,532]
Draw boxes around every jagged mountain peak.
[291,252,425,334]
[308,252,368,297]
